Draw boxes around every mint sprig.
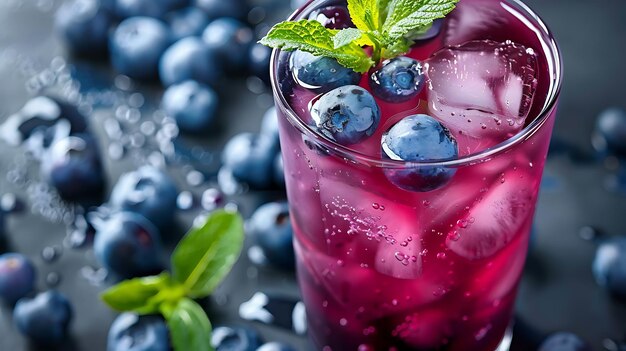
[260,0,458,71]
[101,210,245,351]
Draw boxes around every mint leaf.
[101,273,172,314]
[171,210,244,298]
[165,298,213,351]
[347,0,382,31]
[333,28,365,49]
[383,0,458,41]
[259,20,374,73]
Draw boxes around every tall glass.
[271,0,563,350]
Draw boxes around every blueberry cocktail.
[262,0,562,349]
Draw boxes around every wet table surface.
[0,1,625,350]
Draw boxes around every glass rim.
[270,0,563,169]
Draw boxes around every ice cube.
[444,0,508,46]
[425,40,538,153]
[446,178,534,260]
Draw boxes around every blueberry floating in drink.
[593,236,626,299]
[290,51,361,93]
[161,80,218,134]
[0,253,36,304]
[249,202,294,270]
[310,85,380,145]
[107,313,170,351]
[221,133,276,189]
[211,325,263,351]
[166,7,211,41]
[382,114,458,192]
[13,291,73,345]
[54,0,113,57]
[202,18,254,74]
[93,211,164,278]
[108,166,178,231]
[159,37,221,87]
[369,57,425,102]
[110,17,171,80]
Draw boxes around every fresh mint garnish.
[101,210,245,351]
[260,0,458,71]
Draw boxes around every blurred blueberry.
[222,133,275,189]
[260,106,280,150]
[162,80,218,134]
[382,114,458,192]
[593,236,626,299]
[109,166,178,231]
[369,57,425,102]
[412,19,443,41]
[115,0,188,19]
[159,37,221,86]
[13,291,73,345]
[592,107,626,157]
[110,17,171,80]
[273,153,284,186]
[108,313,170,351]
[290,51,361,93]
[0,253,36,304]
[538,332,592,351]
[250,202,294,270]
[202,18,254,74]
[256,343,296,351]
[93,211,164,278]
[211,325,263,351]
[41,134,105,202]
[310,85,380,145]
[194,0,248,20]
[54,0,113,57]
[248,43,272,84]
[307,5,353,29]
[166,7,211,41]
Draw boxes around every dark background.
[0,0,625,350]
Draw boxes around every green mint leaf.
[259,20,374,73]
[381,36,412,59]
[171,210,244,298]
[333,28,365,49]
[101,273,172,314]
[165,298,213,351]
[347,0,382,31]
[383,0,458,41]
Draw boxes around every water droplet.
[186,170,205,186]
[339,318,348,326]
[475,324,492,340]
[41,246,62,262]
[176,191,195,210]
[45,272,61,287]
[372,203,380,210]
[437,252,446,259]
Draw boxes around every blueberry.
[538,332,592,351]
[413,19,443,41]
[592,107,626,157]
[161,80,218,134]
[256,342,296,351]
[93,211,164,278]
[109,166,178,231]
[248,43,272,84]
[221,133,276,189]
[202,18,254,74]
[593,236,626,299]
[250,202,294,270]
[41,134,105,202]
[194,0,248,20]
[166,7,211,41]
[260,106,280,150]
[290,51,361,93]
[107,313,170,351]
[310,85,380,145]
[110,17,171,80]
[13,291,73,345]
[159,37,221,87]
[211,325,263,351]
[369,57,425,102]
[0,253,36,304]
[115,0,188,19]
[382,114,458,192]
[273,153,284,186]
[307,5,353,29]
[54,0,113,57]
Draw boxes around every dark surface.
[0,1,625,350]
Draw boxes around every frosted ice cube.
[425,40,538,152]
[446,178,534,260]
[444,0,507,46]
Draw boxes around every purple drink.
[270,0,562,350]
